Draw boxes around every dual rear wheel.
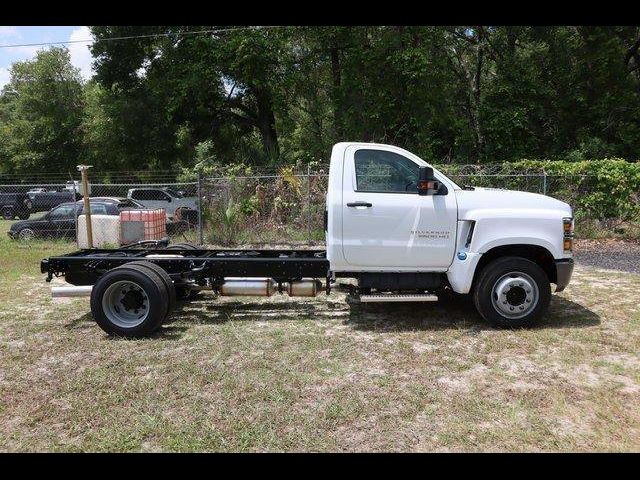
[90,261,176,337]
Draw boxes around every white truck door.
[341,146,457,270]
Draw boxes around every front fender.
[465,210,566,259]
[446,211,567,294]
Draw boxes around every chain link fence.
[199,171,328,247]
[0,176,198,244]
[1,165,637,246]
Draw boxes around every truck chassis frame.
[42,244,331,288]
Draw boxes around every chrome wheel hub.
[102,280,149,328]
[19,229,34,240]
[491,272,539,319]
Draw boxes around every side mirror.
[417,166,441,196]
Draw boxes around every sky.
[0,26,94,89]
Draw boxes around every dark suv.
[0,193,32,220]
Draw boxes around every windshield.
[164,188,184,198]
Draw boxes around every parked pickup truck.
[42,142,574,337]
[126,187,198,220]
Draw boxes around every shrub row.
[441,159,640,221]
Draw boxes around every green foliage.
[0,48,85,174]
[204,197,243,246]
[239,194,260,217]
[523,159,640,221]
[3,27,640,177]
[447,159,640,222]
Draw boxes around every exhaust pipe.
[51,278,323,299]
[286,279,322,297]
[220,278,278,297]
[52,285,93,298]
[218,278,323,297]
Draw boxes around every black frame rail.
[42,247,330,284]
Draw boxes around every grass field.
[0,219,639,452]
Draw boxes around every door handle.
[347,201,372,208]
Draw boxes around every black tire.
[473,256,551,328]
[2,207,15,220]
[90,265,169,337]
[124,261,176,314]
[17,211,30,220]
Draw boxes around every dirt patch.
[1,260,639,451]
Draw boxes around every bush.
[513,159,640,222]
[442,158,640,223]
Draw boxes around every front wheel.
[473,256,551,328]
[18,228,35,241]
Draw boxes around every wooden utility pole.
[77,165,93,249]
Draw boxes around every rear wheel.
[124,261,176,314]
[473,256,550,328]
[2,207,15,220]
[90,265,169,337]
[17,211,30,220]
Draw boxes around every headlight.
[563,217,574,253]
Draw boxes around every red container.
[119,209,166,243]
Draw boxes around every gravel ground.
[574,239,640,274]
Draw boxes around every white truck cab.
[326,142,574,327]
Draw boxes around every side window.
[138,190,169,201]
[154,191,171,201]
[354,149,420,193]
[130,190,143,200]
[90,204,108,215]
[49,205,75,219]
[117,199,135,210]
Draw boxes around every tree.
[0,47,85,174]
[89,26,295,167]
[3,26,640,176]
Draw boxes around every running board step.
[358,293,438,303]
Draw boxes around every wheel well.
[472,244,557,290]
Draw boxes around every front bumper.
[7,230,17,240]
[555,258,574,292]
